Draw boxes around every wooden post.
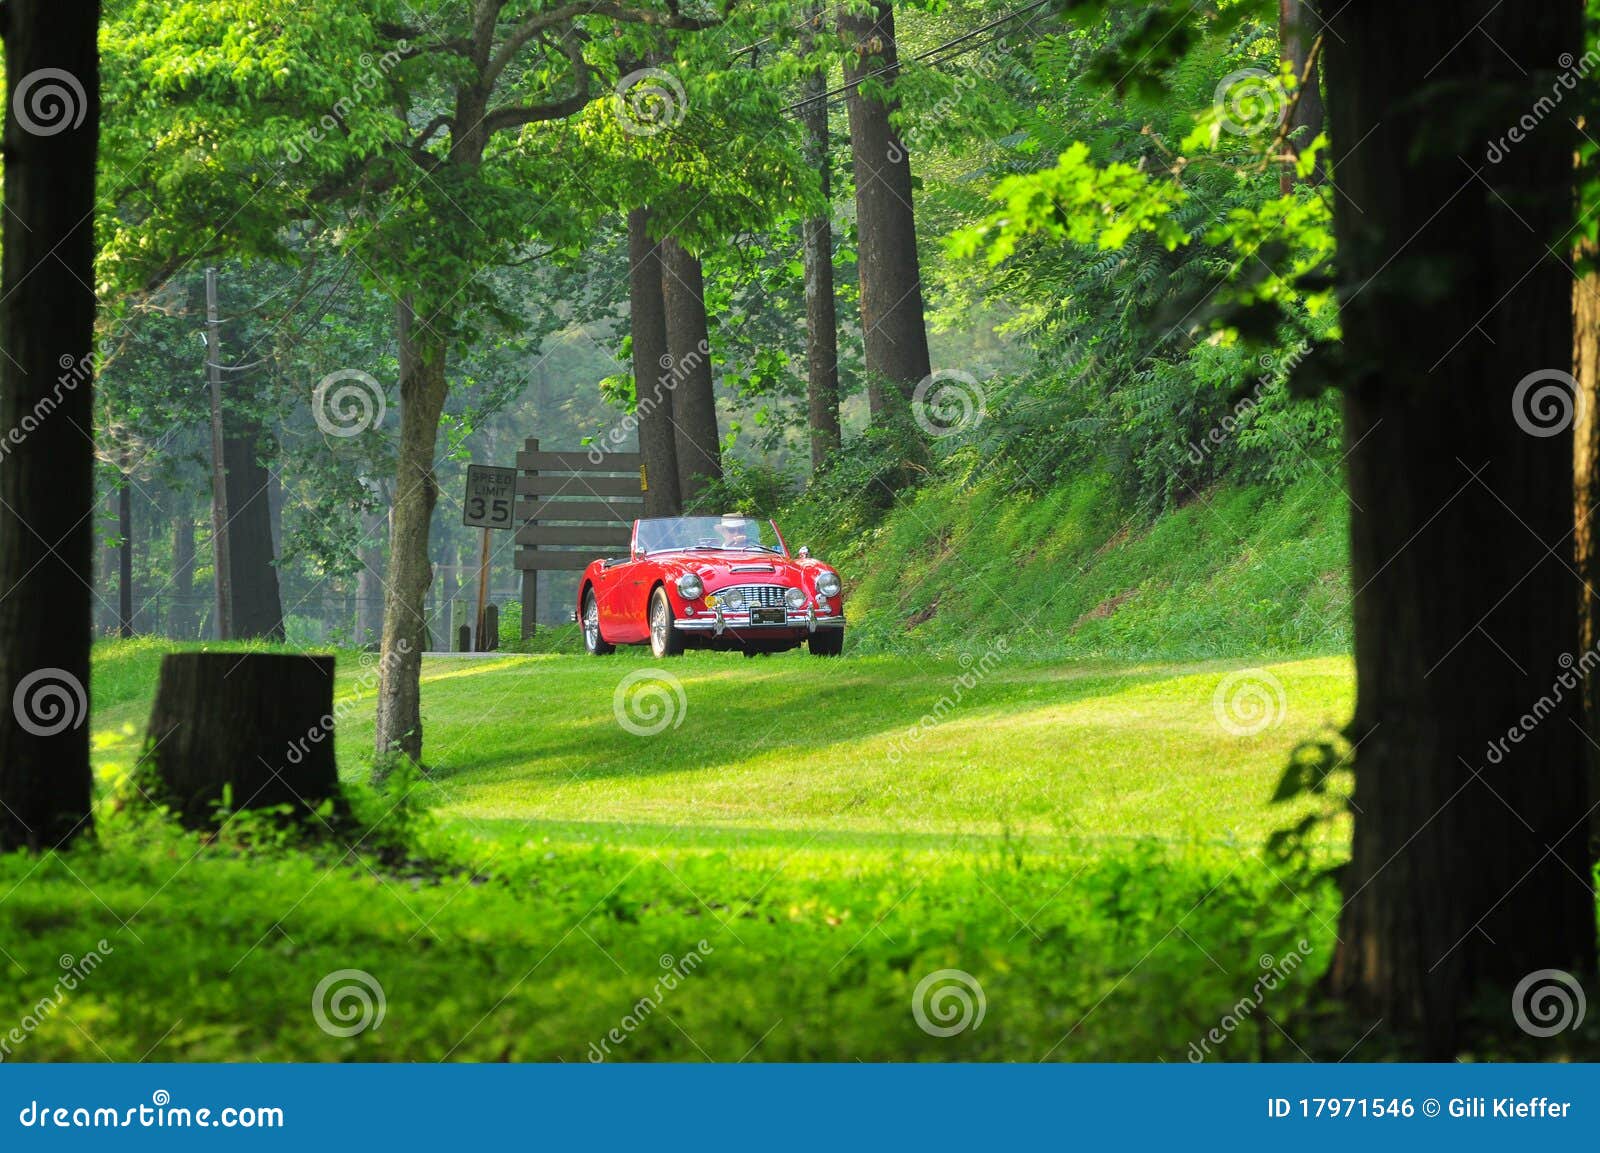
[474,526,491,650]
[483,604,499,652]
[143,652,339,827]
[204,267,232,640]
[524,437,538,637]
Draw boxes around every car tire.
[649,587,685,659]
[808,629,844,657]
[582,590,614,656]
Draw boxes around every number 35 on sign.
[463,465,517,531]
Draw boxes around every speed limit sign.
[463,465,516,530]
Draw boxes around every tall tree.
[171,495,198,639]
[1324,0,1593,1052]
[628,207,684,516]
[661,235,724,505]
[801,4,842,470]
[222,416,286,641]
[1576,237,1600,833]
[349,3,726,766]
[839,0,930,422]
[374,294,446,761]
[0,0,100,851]
[1277,0,1325,195]
[357,496,387,648]
[116,458,133,638]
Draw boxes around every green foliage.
[911,3,1340,508]
[785,468,1350,660]
[685,454,799,517]
[0,819,1340,1060]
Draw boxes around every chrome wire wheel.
[649,587,684,658]
[583,591,613,655]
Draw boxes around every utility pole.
[205,267,232,640]
[117,449,133,638]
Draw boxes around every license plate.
[751,607,785,625]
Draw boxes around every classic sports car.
[578,515,845,658]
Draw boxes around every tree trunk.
[1325,0,1593,1055]
[267,462,283,556]
[0,0,100,853]
[801,5,842,471]
[223,417,285,641]
[628,207,684,516]
[357,496,386,648]
[143,652,338,827]
[98,489,118,635]
[1278,0,1326,195]
[172,496,196,639]
[117,458,133,638]
[1575,235,1600,845]
[374,297,447,771]
[839,0,931,422]
[661,236,723,506]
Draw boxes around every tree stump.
[142,652,339,827]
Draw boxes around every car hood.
[645,551,827,585]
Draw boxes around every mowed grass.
[89,641,1355,852]
[0,640,1366,1062]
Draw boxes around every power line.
[781,0,1052,115]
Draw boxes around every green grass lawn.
[0,641,1363,1062]
[93,642,1355,850]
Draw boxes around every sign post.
[462,464,517,651]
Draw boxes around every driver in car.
[716,518,758,549]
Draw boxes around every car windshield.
[636,516,785,556]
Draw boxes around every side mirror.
[797,545,810,558]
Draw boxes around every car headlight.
[816,571,841,598]
[785,587,807,610]
[726,590,746,610]
[676,573,704,601]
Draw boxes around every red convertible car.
[578,515,845,658]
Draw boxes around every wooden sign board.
[463,464,517,530]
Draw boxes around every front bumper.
[674,607,845,635]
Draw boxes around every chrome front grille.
[716,583,789,609]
